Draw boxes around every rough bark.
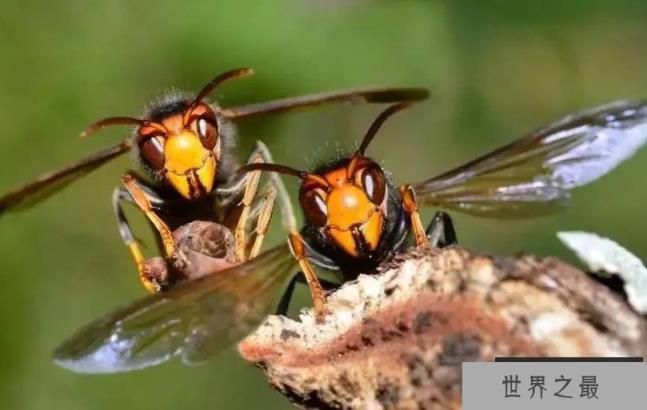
[238,246,647,410]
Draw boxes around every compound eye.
[140,135,166,169]
[195,116,218,150]
[300,189,328,227]
[360,165,386,205]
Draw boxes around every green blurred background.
[1,1,647,409]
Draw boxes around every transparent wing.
[220,87,430,118]
[411,100,647,217]
[53,243,296,374]
[0,141,132,215]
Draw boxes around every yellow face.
[138,104,220,199]
[163,130,216,198]
[325,183,384,257]
[299,157,388,258]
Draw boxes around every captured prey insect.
[51,98,647,374]
[239,99,647,316]
[0,67,429,292]
[53,219,300,373]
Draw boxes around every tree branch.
[238,246,647,409]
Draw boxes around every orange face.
[299,157,388,257]
[137,103,220,199]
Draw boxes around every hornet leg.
[121,174,175,258]
[399,185,429,247]
[113,175,172,293]
[426,211,457,248]
[276,275,340,316]
[220,141,282,262]
[247,185,277,259]
[288,231,326,320]
[232,154,263,262]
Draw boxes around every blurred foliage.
[1,0,646,409]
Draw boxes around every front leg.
[288,231,326,320]
[232,155,263,262]
[218,141,296,262]
[121,174,176,258]
[276,274,341,316]
[399,184,429,247]
[247,185,277,259]
[113,175,174,293]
